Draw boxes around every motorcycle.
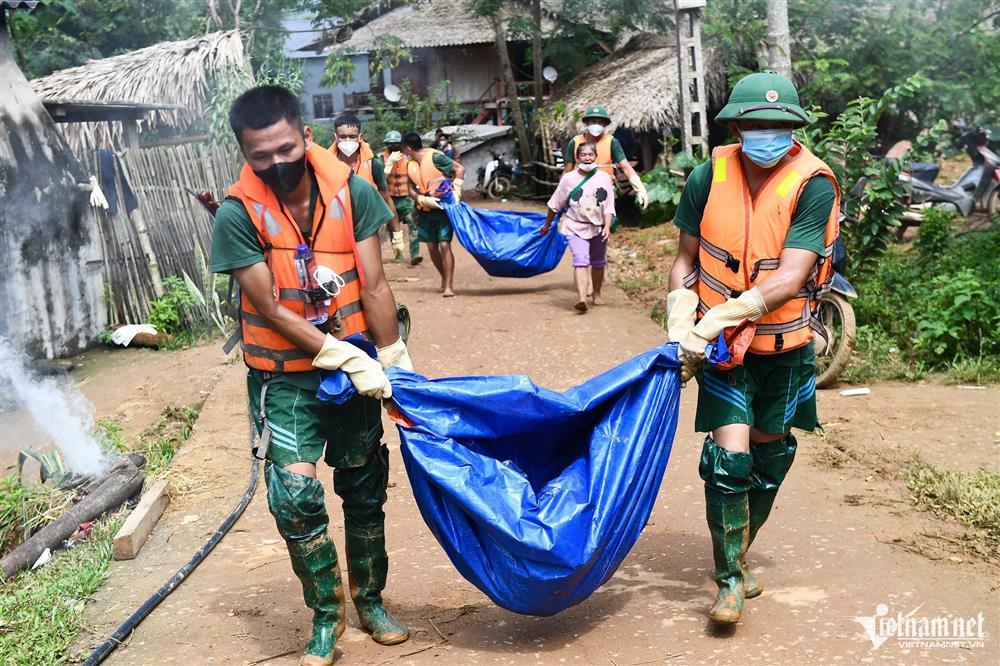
[813,179,864,388]
[898,126,1000,223]
[477,149,523,199]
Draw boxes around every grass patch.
[0,403,203,662]
[904,457,1000,556]
[0,515,124,664]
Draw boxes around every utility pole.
[765,0,792,77]
[674,0,709,159]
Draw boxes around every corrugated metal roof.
[1,1,40,9]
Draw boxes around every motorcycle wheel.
[488,175,512,199]
[985,184,998,216]
[814,292,856,389]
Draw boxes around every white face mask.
[338,140,360,157]
[587,123,604,137]
[578,162,597,172]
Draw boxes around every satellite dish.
[383,84,401,102]
[543,66,558,83]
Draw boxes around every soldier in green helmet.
[564,104,649,209]
[665,71,840,625]
[380,130,422,265]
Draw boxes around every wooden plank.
[112,479,170,560]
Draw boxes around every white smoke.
[0,336,110,478]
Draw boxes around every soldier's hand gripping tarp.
[318,342,683,616]
[444,201,568,278]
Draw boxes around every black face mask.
[253,153,307,194]
[386,144,402,153]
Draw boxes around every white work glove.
[678,287,768,368]
[377,337,414,371]
[383,151,404,175]
[417,195,443,210]
[628,173,650,209]
[390,230,405,257]
[313,334,392,399]
[666,288,699,344]
[451,177,464,202]
[88,175,109,209]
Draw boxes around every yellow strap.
[713,157,727,183]
[776,170,802,198]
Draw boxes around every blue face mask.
[739,128,794,168]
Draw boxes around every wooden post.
[674,0,709,159]
[113,479,169,560]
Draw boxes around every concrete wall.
[297,54,370,119]
[0,30,107,358]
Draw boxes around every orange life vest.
[407,149,448,211]
[572,133,615,175]
[227,145,370,373]
[380,149,410,198]
[690,142,840,354]
[331,139,376,188]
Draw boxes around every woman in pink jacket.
[540,141,616,312]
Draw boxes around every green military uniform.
[414,152,456,243]
[671,71,835,626]
[211,168,408,659]
[382,130,420,261]
[674,160,833,435]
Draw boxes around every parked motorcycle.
[898,126,1000,222]
[477,149,523,199]
[813,179,865,388]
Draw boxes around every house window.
[313,94,335,119]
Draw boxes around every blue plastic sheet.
[319,343,684,615]
[444,201,568,278]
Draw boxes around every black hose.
[83,456,260,665]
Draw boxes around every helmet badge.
[765,89,779,103]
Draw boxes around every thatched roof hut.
[329,0,559,52]
[541,33,726,138]
[30,31,251,154]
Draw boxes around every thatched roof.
[329,0,558,53]
[31,31,251,153]
[541,34,726,137]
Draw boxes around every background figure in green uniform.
[401,131,466,297]
[211,86,413,665]
[381,130,422,266]
[666,72,839,627]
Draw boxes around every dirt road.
[76,212,999,665]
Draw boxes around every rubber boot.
[345,525,409,645]
[742,434,798,599]
[335,447,409,646]
[266,464,346,666]
[699,437,752,625]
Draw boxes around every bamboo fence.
[84,142,241,326]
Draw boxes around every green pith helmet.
[383,130,402,143]
[581,105,611,123]
[715,71,810,127]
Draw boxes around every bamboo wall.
[84,143,241,326]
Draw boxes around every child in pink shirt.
[541,141,616,312]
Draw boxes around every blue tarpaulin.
[319,343,684,616]
[444,201,568,278]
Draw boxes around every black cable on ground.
[83,455,260,665]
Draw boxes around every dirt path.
[76,211,999,665]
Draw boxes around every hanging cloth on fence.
[444,201,568,278]
[318,340,684,616]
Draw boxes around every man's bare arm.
[354,234,400,347]
[754,247,821,312]
[669,231,701,291]
[232,262,326,356]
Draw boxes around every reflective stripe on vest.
[227,144,370,373]
[408,149,448,210]
[381,150,410,198]
[696,141,841,354]
[573,133,616,175]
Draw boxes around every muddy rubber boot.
[743,434,798,599]
[288,535,347,666]
[266,464,346,665]
[699,437,752,625]
[345,526,410,645]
